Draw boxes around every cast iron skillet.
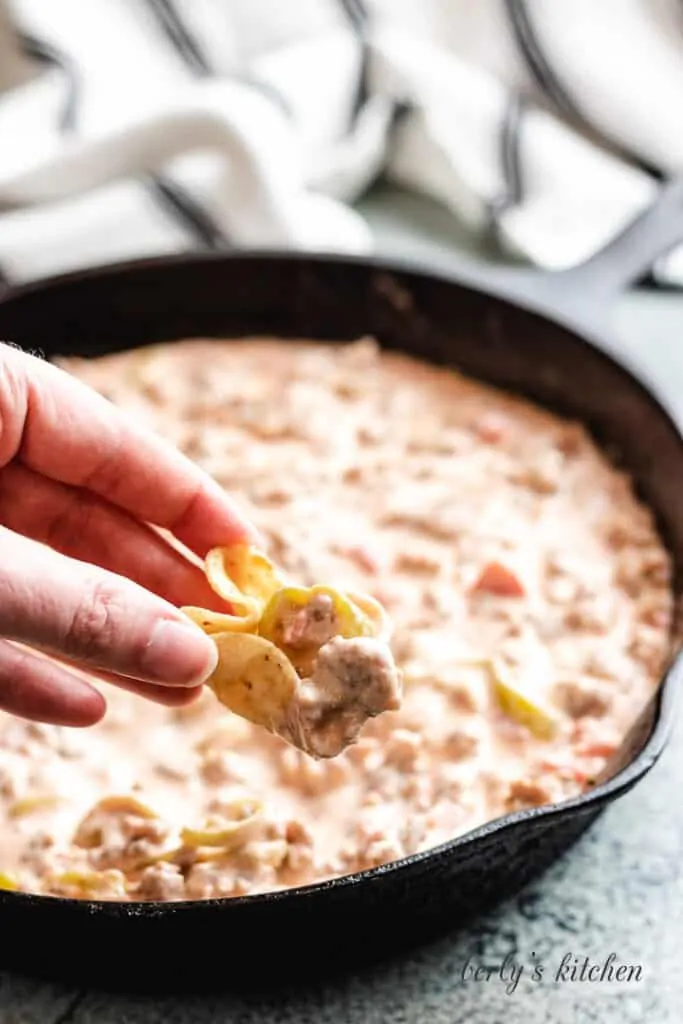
[0,182,683,993]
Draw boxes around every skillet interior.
[0,252,680,992]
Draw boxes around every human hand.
[0,342,259,727]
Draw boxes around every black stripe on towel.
[488,92,526,236]
[148,176,230,251]
[355,98,411,197]
[503,1,579,127]
[149,176,228,250]
[233,73,293,118]
[145,0,312,246]
[141,0,236,247]
[504,0,659,178]
[337,0,368,33]
[16,31,226,251]
[18,32,79,131]
[336,0,371,125]
[144,0,291,115]
[144,0,211,76]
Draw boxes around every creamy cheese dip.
[0,336,673,902]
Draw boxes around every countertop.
[2,186,683,1024]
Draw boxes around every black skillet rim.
[0,248,680,916]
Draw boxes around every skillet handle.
[477,177,683,330]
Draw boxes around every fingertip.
[233,513,264,548]
[27,678,107,729]
[179,481,263,556]
[0,642,109,728]
[216,515,264,554]
[49,673,107,727]
[68,684,107,727]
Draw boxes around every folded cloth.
[0,0,681,286]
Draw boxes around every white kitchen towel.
[0,0,681,287]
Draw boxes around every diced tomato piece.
[344,545,381,575]
[575,742,616,760]
[471,561,525,597]
[534,755,594,785]
[473,413,509,444]
[370,585,397,609]
[537,759,592,785]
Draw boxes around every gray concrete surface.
[1,185,682,1023]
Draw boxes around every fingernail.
[142,619,218,686]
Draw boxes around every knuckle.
[81,437,125,496]
[64,578,124,661]
[44,493,98,553]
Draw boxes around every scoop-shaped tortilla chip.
[182,605,259,635]
[258,584,378,672]
[205,632,299,732]
[206,545,285,608]
[45,869,128,899]
[488,659,558,740]
[261,585,375,639]
[180,798,264,850]
[73,794,161,849]
[345,590,392,642]
[182,544,399,756]
[8,795,63,819]
[182,545,288,634]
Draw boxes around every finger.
[91,675,204,708]
[0,344,260,556]
[0,639,105,727]
[0,527,219,687]
[40,649,205,709]
[0,462,229,610]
